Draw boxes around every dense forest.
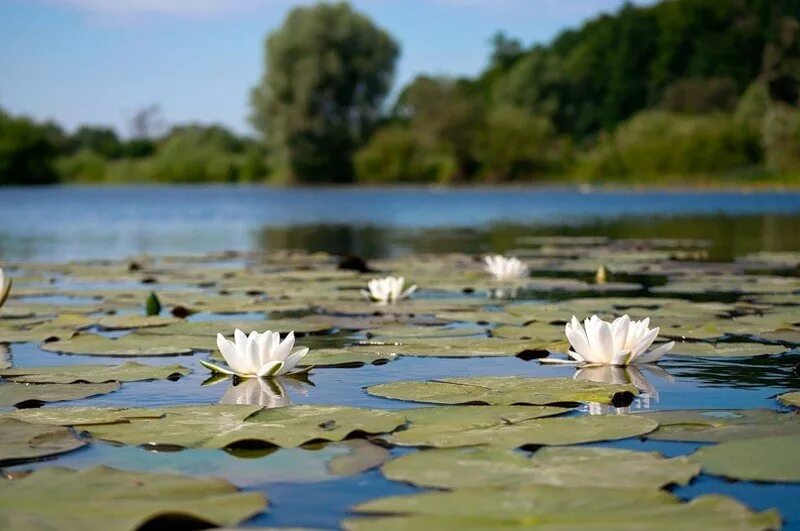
[2,0,799,186]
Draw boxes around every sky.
[0,0,646,136]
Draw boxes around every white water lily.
[484,255,529,281]
[564,314,674,366]
[361,276,416,304]
[200,329,311,378]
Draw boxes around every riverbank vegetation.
[1,0,799,186]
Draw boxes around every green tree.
[250,2,399,183]
[68,126,123,159]
[0,109,59,185]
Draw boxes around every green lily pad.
[0,466,267,531]
[357,337,566,358]
[298,348,398,368]
[0,362,190,383]
[670,342,789,358]
[0,314,96,343]
[41,333,195,357]
[363,325,487,340]
[435,311,528,326]
[367,376,639,406]
[1,406,167,426]
[7,404,406,448]
[640,409,800,442]
[692,435,800,482]
[328,440,391,476]
[97,315,181,330]
[139,319,333,337]
[778,392,800,408]
[345,487,779,531]
[489,322,567,341]
[0,418,86,465]
[380,446,698,489]
[0,382,120,407]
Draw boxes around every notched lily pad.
[41,333,195,357]
[0,418,86,465]
[380,446,698,489]
[0,361,190,384]
[0,466,267,531]
[367,376,639,406]
[0,382,120,408]
[692,435,800,482]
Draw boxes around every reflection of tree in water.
[257,225,394,258]
[661,353,800,390]
[574,364,675,415]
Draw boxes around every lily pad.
[0,418,86,465]
[41,333,195,357]
[97,315,181,330]
[0,361,190,383]
[345,487,779,531]
[7,404,406,448]
[298,348,398,368]
[367,376,639,406]
[670,342,789,358]
[357,337,566,358]
[1,406,166,426]
[692,435,800,482]
[328,440,391,476]
[381,445,697,489]
[363,324,487,340]
[0,382,120,407]
[640,409,800,442]
[0,466,267,531]
[778,392,800,408]
[139,319,333,337]
[0,314,96,343]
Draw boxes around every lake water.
[2,185,800,529]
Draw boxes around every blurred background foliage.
[1,0,799,186]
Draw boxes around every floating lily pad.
[640,409,800,442]
[345,487,779,531]
[435,311,528,326]
[692,435,800,482]
[7,404,406,448]
[778,392,800,408]
[490,322,566,341]
[328,440,391,476]
[357,337,565,358]
[139,319,333,337]
[381,445,698,489]
[1,406,167,426]
[0,418,86,465]
[367,376,639,406]
[0,362,190,384]
[363,325,487,340]
[41,333,194,357]
[670,342,789,358]
[0,466,267,531]
[97,315,181,330]
[0,314,96,343]
[298,348,398,368]
[0,382,120,407]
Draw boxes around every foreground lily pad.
[778,392,800,408]
[0,466,267,531]
[0,418,86,465]
[7,404,406,448]
[41,333,194,357]
[0,382,120,407]
[381,446,698,489]
[692,435,800,482]
[640,409,800,442]
[367,376,639,406]
[1,406,167,426]
[345,487,779,531]
[0,362,190,384]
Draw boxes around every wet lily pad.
[328,440,391,476]
[640,409,800,442]
[0,382,120,407]
[367,376,639,406]
[298,348,398,368]
[0,362,190,384]
[357,337,566,358]
[670,342,789,358]
[345,487,779,531]
[778,392,800,408]
[8,404,406,448]
[0,466,267,530]
[692,435,800,482]
[41,333,195,357]
[381,445,697,489]
[0,314,96,343]
[0,418,86,465]
[1,406,166,426]
[97,315,181,330]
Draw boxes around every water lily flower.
[0,267,11,308]
[484,255,529,281]
[564,314,674,366]
[200,329,311,378]
[361,276,416,304]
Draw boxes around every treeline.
[2,0,799,186]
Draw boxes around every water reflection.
[574,364,675,415]
[218,377,312,408]
[0,344,10,368]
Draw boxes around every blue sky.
[1,0,645,136]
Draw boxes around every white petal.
[272,331,295,362]
[632,327,660,357]
[216,334,244,374]
[611,315,630,352]
[257,360,284,378]
[636,341,674,364]
[282,347,309,373]
[595,320,615,364]
[565,323,591,361]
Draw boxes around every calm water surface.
[2,185,800,529]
